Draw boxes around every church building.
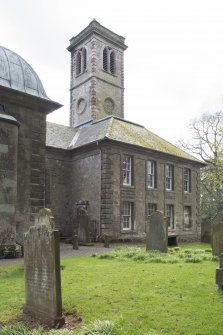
[0,20,204,248]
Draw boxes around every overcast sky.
[2,0,223,144]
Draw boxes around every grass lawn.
[1,243,223,335]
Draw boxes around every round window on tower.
[77,98,87,114]
[103,98,114,115]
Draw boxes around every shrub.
[212,255,219,262]
[79,320,115,335]
[185,256,202,263]
[95,246,214,264]
[0,324,30,335]
[48,329,73,334]
[143,330,159,335]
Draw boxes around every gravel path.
[0,243,114,266]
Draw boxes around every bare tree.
[180,111,223,219]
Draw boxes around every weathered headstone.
[103,234,110,248]
[0,106,19,252]
[75,200,90,243]
[216,253,223,289]
[212,210,223,256]
[201,218,212,243]
[72,234,79,250]
[146,211,168,253]
[24,208,64,327]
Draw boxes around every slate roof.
[46,116,204,164]
[46,122,77,149]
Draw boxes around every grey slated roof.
[0,46,49,99]
[46,116,204,164]
[46,122,78,149]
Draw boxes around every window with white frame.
[122,201,133,230]
[147,203,157,216]
[184,206,192,229]
[184,168,191,193]
[165,204,174,229]
[147,160,156,188]
[122,155,132,186]
[165,164,174,191]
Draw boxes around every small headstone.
[201,218,212,243]
[103,234,110,248]
[212,210,223,256]
[23,208,64,327]
[146,211,168,253]
[73,234,79,250]
[216,253,223,289]
[75,200,90,243]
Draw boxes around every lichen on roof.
[107,118,202,163]
[46,122,78,149]
[46,116,203,164]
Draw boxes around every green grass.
[0,243,223,335]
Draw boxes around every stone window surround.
[184,205,193,229]
[76,47,87,76]
[147,203,157,216]
[103,46,116,75]
[147,160,156,189]
[121,201,134,231]
[122,154,133,186]
[165,164,174,191]
[165,204,175,230]
[183,167,191,193]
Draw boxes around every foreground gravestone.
[146,211,168,253]
[216,253,223,289]
[212,210,223,256]
[24,208,64,327]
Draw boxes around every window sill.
[102,69,117,77]
[120,230,137,234]
[122,184,135,189]
[168,228,176,232]
[75,69,88,78]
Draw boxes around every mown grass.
[0,243,223,335]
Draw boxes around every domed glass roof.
[0,46,49,99]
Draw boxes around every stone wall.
[46,145,101,237]
[70,147,101,236]
[0,102,46,243]
[99,142,201,241]
[46,140,201,242]
[0,117,18,245]
[45,148,71,236]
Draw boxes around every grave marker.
[146,211,168,253]
[24,208,64,327]
[212,210,223,256]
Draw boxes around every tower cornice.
[67,19,128,51]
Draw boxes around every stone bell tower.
[67,19,128,127]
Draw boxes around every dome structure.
[0,46,49,99]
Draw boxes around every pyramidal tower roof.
[67,19,128,51]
